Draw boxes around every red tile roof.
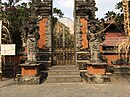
[102,32,127,46]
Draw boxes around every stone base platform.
[16,75,41,85]
[85,73,111,84]
[17,62,41,85]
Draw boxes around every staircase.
[46,65,81,83]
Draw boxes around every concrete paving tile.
[0,79,130,97]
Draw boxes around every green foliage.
[115,1,130,13]
[104,11,116,20]
[104,1,130,22]
[1,0,64,51]
[53,7,64,18]
[1,1,31,50]
[52,7,64,26]
[115,2,123,12]
[104,1,130,32]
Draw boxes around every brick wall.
[21,67,37,76]
[80,18,89,49]
[87,66,106,74]
[38,18,48,49]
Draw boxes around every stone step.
[46,65,81,83]
[48,70,80,75]
[46,75,81,83]
[112,72,130,76]
[50,65,77,70]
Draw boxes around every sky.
[53,0,121,20]
[2,0,121,20]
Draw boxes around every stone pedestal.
[86,41,110,83]
[87,63,107,75]
[87,62,110,84]
[17,63,41,84]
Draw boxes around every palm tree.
[115,2,123,12]
[104,11,116,20]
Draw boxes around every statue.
[88,19,106,62]
[88,19,105,42]
[21,0,42,63]
[21,18,40,62]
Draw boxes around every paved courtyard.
[0,78,130,97]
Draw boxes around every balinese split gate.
[17,0,101,84]
[17,0,119,84]
[37,0,97,67]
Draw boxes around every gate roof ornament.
[32,0,52,17]
[75,0,97,19]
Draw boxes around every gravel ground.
[0,78,130,97]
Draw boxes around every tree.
[104,11,116,20]
[53,7,64,18]
[104,1,130,33]
[52,7,64,26]
[1,0,31,51]
[1,0,64,52]
[104,1,130,24]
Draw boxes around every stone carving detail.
[46,16,51,49]
[21,19,40,62]
[89,42,100,62]
[21,0,40,62]
[88,19,106,62]
[76,16,82,49]
[31,0,52,17]
[88,19,105,42]
[75,0,98,19]
[76,17,82,34]
[27,19,40,62]
[32,0,41,4]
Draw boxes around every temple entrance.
[53,18,75,65]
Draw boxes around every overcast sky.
[2,0,121,20]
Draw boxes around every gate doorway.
[53,18,75,65]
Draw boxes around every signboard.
[0,20,2,73]
[1,44,16,55]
